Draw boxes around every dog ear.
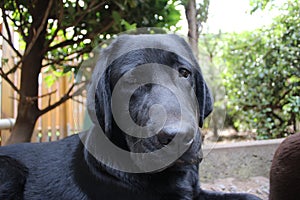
[170,34,213,127]
[195,73,213,128]
[94,69,113,138]
[86,44,113,139]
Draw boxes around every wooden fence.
[0,72,87,145]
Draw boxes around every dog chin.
[175,155,202,166]
[129,149,202,174]
[138,155,202,174]
[174,145,203,166]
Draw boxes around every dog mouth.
[126,133,202,172]
[175,149,203,166]
[140,148,201,173]
[175,158,201,165]
[126,131,194,153]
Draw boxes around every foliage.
[221,0,300,138]
[198,33,226,137]
[1,0,181,85]
[249,0,275,13]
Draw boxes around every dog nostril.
[157,131,174,145]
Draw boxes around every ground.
[201,128,270,200]
[201,176,269,200]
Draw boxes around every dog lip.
[175,157,201,165]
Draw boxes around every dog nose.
[157,125,194,146]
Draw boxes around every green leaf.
[44,75,56,88]
[112,11,121,23]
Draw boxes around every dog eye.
[179,68,191,78]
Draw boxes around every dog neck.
[81,145,200,199]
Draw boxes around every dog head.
[86,34,213,172]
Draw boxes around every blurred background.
[0,0,299,145]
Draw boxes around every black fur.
[269,133,300,200]
[0,34,261,200]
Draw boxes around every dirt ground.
[201,129,270,200]
[201,176,269,200]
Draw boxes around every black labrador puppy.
[0,34,261,200]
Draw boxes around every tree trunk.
[185,0,199,58]
[5,45,43,145]
[5,76,40,144]
[6,115,38,144]
[5,1,49,145]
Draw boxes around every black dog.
[0,34,261,200]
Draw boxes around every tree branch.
[9,96,19,102]
[42,46,92,69]
[71,97,84,104]
[4,14,28,42]
[86,2,106,13]
[48,39,74,51]
[275,87,293,106]
[26,90,57,102]
[23,0,54,59]
[38,81,86,116]
[5,61,21,75]
[42,57,76,67]
[43,1,64,54]
[15,1,29,41]
[0,68,21,94]
[48,13,114,52]
[270,112,284,125]
[0,32,22,58]
[1,8,12,43]
[61,2,106,30]
[242,104,281,110]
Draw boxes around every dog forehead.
[104,34,196,67]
